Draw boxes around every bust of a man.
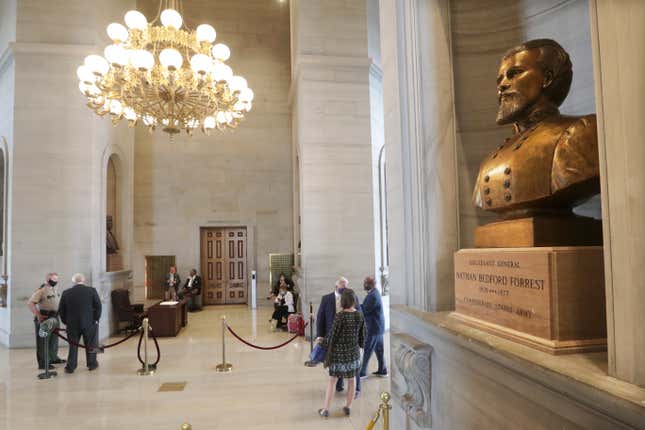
[472,39,599,219]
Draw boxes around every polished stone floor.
[0,306,390,429]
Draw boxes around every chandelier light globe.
[196,24,216,43]
[190,54,212,75]
[106,23,129,42]
[228,75,248,93]
[130,49,154,71]
[203,116,216,129]
[77,0,253,136]
[160,9,183,29]
[124,10,147,30]
[123,107,137,121]
[84,55,110,76]
[76,65,96,83]
[79,82,101,97]
[109,99,123,115]
[211,43,231,61]
[104,44,128,66]
[238,87,254,103]
[159,48,183,70]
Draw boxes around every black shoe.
[336,386,344,392]
[372,370,388,377]
[38,365,55,370]
[318,409,329,418]
[88,363,99,371]
[359,373,368,379]
[64,367,74,374]
[51,358,66,364]
[343,406,351,416]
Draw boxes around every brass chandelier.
[77,0,254,136]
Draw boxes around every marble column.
[590,0,645,387]
[379,0,459,311]
[290,0,376,316]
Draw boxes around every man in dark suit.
[359,276,387,379]
[179,269,202,311]
[316,277,360,393]
[59,273,102,373]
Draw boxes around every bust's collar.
[514,105,559,133]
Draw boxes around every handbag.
[309,343,327,363]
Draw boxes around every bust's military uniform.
[473,113,599,216]
[29,283,62,368]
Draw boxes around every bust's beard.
[496,93,529,125]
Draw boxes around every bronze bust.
[106,215,119,255]
[473,39,599,220]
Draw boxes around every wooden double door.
[201,227,248,305]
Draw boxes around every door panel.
[201,227,247,305]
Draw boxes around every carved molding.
[392,331,433,428]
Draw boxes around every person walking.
[359,276,387,380]
[315,277,353,392]
[317,288,366,418]
[27,273,66,370]
[58,273,102,374]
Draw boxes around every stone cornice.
[0,42,98,73]
[289,54,376,106]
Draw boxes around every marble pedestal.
[454,247,606,354]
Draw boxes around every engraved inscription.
[454,249,551,338]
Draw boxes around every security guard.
[27,272,66,369]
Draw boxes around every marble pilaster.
[590,0,645,387]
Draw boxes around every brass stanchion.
[309,301,314,353]
[137,318,154,376]
[215,315,233,372]
[180,424,192,430]
[380,392,391,429]
[363,392,391,430]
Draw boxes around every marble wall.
[0,0,15,341]
[132,0,293,298]
[2,0,136,347]
[290,0,376,317]
[0,0,16,54]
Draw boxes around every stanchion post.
[309,301,314,353]
[181,424,192,430]
[381,392,391,430]
[37,323,57,380]
[215,315,233,372]
[137,318,154,376]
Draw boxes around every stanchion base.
[137,368,155,376]
[37,370,57,379]
[215,363,233,372]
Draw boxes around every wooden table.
[147,298,189,337]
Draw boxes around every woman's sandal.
[343,406,351,416]
[318,408,329,418]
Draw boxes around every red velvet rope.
[226,322,308,351]
[53,327,140,349]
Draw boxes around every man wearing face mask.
[27,272,66,369]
